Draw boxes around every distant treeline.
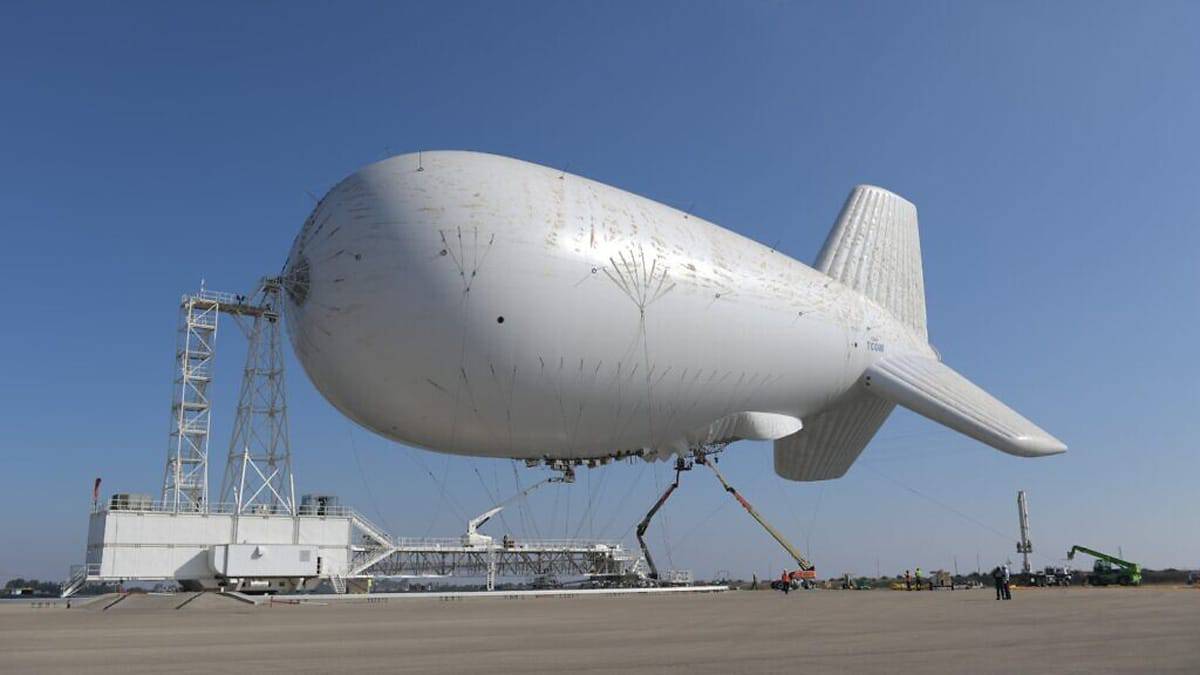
[4,578,125,597]
[3,578,62,597]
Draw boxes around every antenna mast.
[1016,490,1033,575]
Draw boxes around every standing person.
[915,567,923,591]
[1002,564,1012,600]
[780,570,791,595]
[905,570,912,591]
[992,566,1004,600]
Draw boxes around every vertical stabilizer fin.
[816,185,928,341]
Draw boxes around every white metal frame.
[219,279,296,516]
[161,290,220,511]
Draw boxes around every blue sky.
[1,1,1196,581]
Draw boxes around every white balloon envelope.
[283,151,1064,481]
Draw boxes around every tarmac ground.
[2,586,1197,674]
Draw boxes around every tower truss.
[162,289,222,511]
[218,278,296,515]
[161,279,295,515]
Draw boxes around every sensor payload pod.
[283,151,1064,481]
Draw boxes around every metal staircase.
[60,564,90,598]
[330,575,347,594]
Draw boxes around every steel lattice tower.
[219,278,296,515]
[162,290,222,511]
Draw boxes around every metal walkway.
[360,537,639,589]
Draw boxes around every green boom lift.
[1067,546,1142,586]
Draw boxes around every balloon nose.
[283,255,311,306]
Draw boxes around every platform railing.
[93,499,361,518]
[388,537,625,550]
[194,289,241,305]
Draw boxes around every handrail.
[93,500,358,517]
[194,289,241,304]
[387,537,623,549]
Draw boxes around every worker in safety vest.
[915,567,923,590]
[780,570,791,594]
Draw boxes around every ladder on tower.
[161,290,221,511]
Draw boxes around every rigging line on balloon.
[649,461,676,570]
[650,364,673,392]
[859,463,1013,542]
[574,358,606,453]
[640,316,656,450]
[563,358,594,457]
[667,499,730,551]
[439,230,467,289]
[860,447,966,464]
[602,362,627,453]
[607,463,649,540]
[442,226,498,459]
[570,464,610,540]
[491,463,514,533]
[727,371,770,418]
[717,371,749,419]
[471,226,478,277]
[549,480,561,538]
[601,254,636,304]
[609,369,648,449]
[470,232,498,290]
[422,455,462,538]
[510,460,543,540]
[610,400,646,459]
[457,366,484,419]
[347,425,394,534]
[872,433,969,450]
[590,466,605,538]
[657,367,706,436]
[805,483,825,559]
[771,470,809,546]
[563,476,571,538]
[571,267,596,288]
[546,356,572,446]
[504,460,527,535]
[471,461,514,535]
[581,469,593,539]
[505,364,519,452]
[867,436,973,457]
[397,444,469,523]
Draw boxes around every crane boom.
[1067,545,1139,571]
[635,461,687,581]
[1067,545,1142,586]
[698,454,814,571]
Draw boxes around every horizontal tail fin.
[864,354,1066,457]
[816,185,928,341]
